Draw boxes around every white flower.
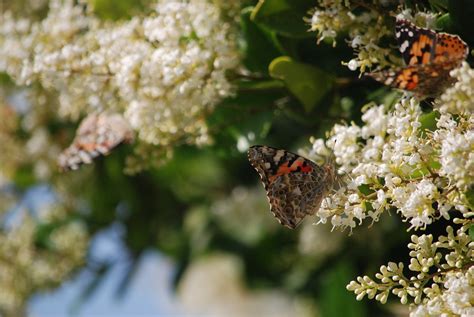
[438,62,474,114]
[347,59,359,71]
[304,98,471,231]
[434,113,474,190]
[309,1,398,72]
[0,0,241,169]
[410,266,474,316]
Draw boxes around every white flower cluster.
[346,225,473,313]
[0,96,89,314]
[308,0,354,45]
[410,265,474,316]
[0,0,240,167]
[439,62,474,114]
[306,98,472,231]
[308,1,398,72]
[434,112,474,191]
[0,203,88,315]
[395,9,438,29]
[308,4,443,72]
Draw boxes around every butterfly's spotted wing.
[58,112,134,171]
[395,19,437,66]
[369,60,461,96]
[434,32,469,63]
[370,19,468,97]
[248,145,335,229]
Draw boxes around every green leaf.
[241,7,283,73]
[237,79,286,91]
[466,185,474,210]
[269,56,334,112]
[358,184,374,196]
[92,0,146,20]
[207,89,283,149]
[320,262,367,317]
[409,160,441,179]
[430,0,449,11]
[469,225,474,241]
[251,0,315,38]
[436,13,455,32]
[418,111,440,136]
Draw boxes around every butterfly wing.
[248,145,334,229]
[434,32,469,64]
[58,112,134,171]
[396,19,437,66]
[369,61,459,97]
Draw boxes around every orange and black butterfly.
[248,146,335,229]
[370,19,468,97]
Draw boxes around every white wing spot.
[408,31,414,37]
[273,150,285,163]
[400,40,409,53]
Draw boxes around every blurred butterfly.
[248,145,336,229]
[369,19,469,97]
[58,112,134,171]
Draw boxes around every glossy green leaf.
[269,56,334,112]
[237,79,286,91]
[241,7,282,73]
[251,0,315,38]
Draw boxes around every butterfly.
[370,19,469,97]
[248,145,336,229]
[58,112,134,171]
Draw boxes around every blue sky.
[29,227,181,316]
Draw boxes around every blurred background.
[0,0,447,316]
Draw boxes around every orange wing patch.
[434,33,469,63]
[408,34,434,65]
[269,158,313,182]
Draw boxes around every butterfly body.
[370,19,468,97]
[248,145,335,229]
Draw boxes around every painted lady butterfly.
[370,19,469,97]
[248,145,335,229]
[58,112,134,171]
